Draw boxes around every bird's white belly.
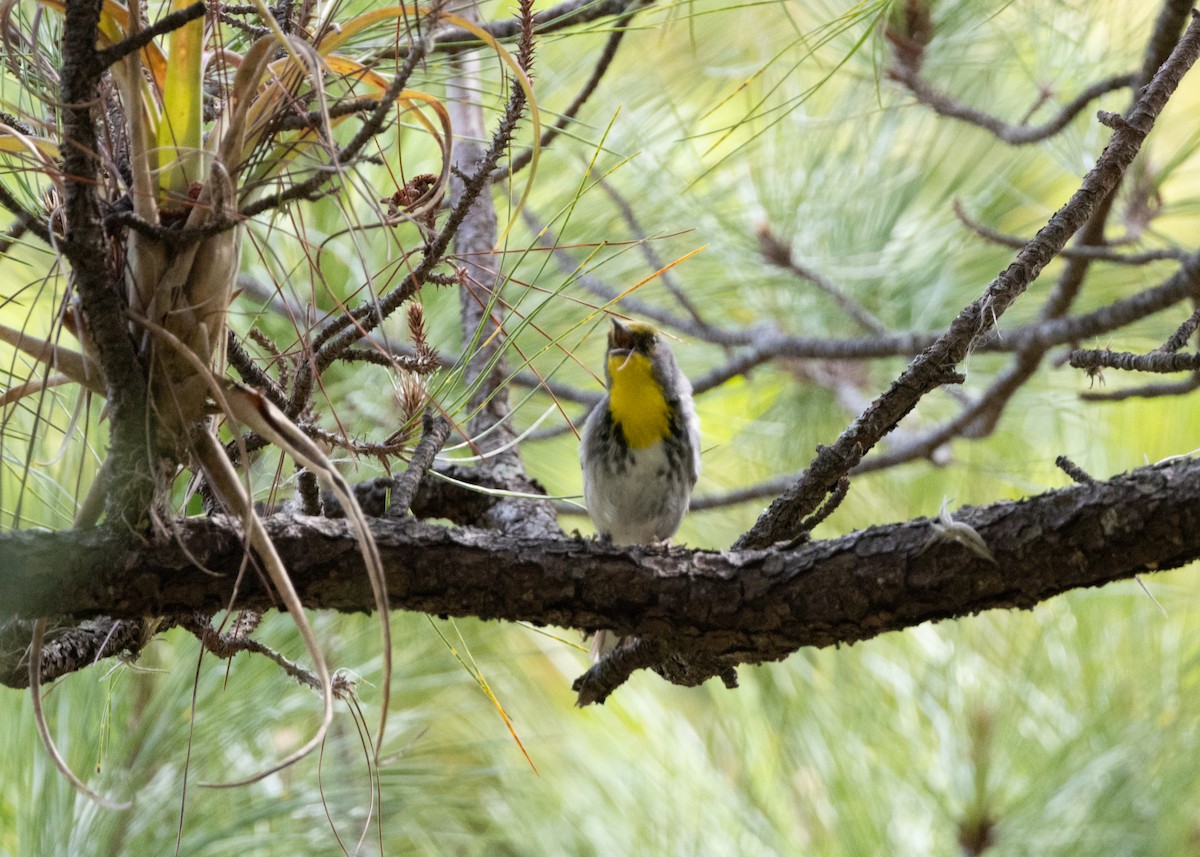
[584,441,684,545]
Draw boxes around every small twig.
[1080,372,1200,402]
[104,207,239,247]
[853,353,1032,475]
[387,413,452,516]
[227,332,288,410]
[182,612,352,695]
[2,617,153,688]
[498,12,636,179]
[952,201,1186,265]
[292,422,415,457]
[687,476,796,511]
[758,225,888,335]
[1158,305,1200,353]
[105,208,173,240]
[1068,347,1200,373]
[296,469,322,515]
[890,65,1134,145]
[217,10,270,38]
[0,110,35,136]
[249,327,292,391]
[511,370,600,405]
[266,97,379,133]
[1002,252,1200,351]
[573,636,668,706]
[94,1,205,68]
[798,474,851,534]
[603,179,712,331]
[0,187,50,245]
[337,346,442,373]
[0,214,30,258]
[521,204,766,347]
[1055,455,1096,484]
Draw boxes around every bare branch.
[889,66,1134,145]
[1159,305,1200,353]
[94,1,205,69]
[600,179,712,330]
[227,332,288,410]
[1080,373,1200,401]
[735,15,1200,549]
[952,201,1186,265]
[1069,347,1200,373]
[688,477,797,512]
[758,225,888,335]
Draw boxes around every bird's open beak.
[608,318,635,354]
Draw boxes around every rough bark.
[60,0,155,525]
[3,456,1197,689]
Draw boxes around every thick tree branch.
[2,456,1199,696]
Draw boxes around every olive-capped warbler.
[580,318,701,660]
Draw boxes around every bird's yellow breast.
[607,352,671,449]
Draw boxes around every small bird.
[580,318,701,660]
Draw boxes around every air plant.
[0,0,523,801]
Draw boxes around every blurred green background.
[4,0,1200,853]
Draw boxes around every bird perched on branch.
[580,318,701,660]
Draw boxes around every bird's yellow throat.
[607,352,671,449]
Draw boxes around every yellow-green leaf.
[156,0,205,200]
